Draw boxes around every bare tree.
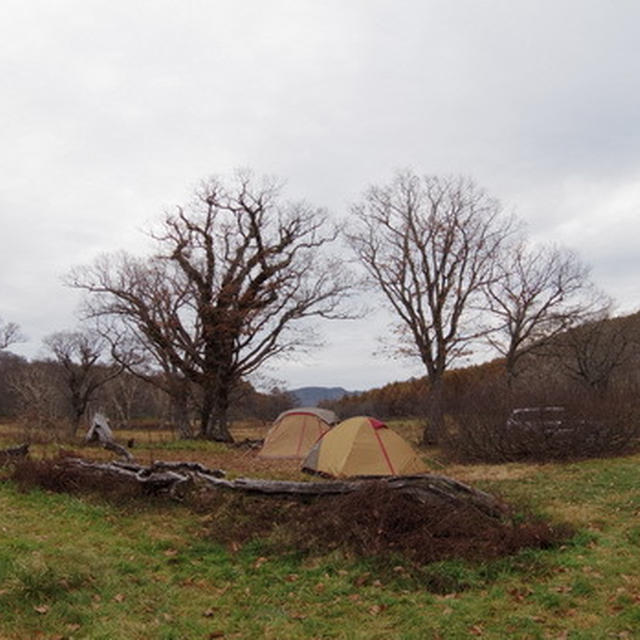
[555,310,640,395]
[0,317,24,350]
[9,360,67,432]
[348,172,515,444]
[485,241,597,384]
[0,351,25,417]
[68,171,353,441]
[43,330,123,437]
[102,371,155,429]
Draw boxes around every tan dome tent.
[302,416,427,478]
[258,407,338,459]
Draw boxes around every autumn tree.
[101,370,158,429]
[485,241,596,384]
[69,171,352,442]
[43,330,123,437]
[348,172,515,444]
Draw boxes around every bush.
[441,385,640,463]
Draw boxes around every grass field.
[1,421,640,639]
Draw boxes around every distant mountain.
[288,386,355,407]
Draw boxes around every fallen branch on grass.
[40,456,507,519]
[0,443,29,466]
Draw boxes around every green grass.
[2,436,640,638]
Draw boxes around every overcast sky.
[1,0,639,391]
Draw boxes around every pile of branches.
[0,443,29,466]
[201,481,571,569]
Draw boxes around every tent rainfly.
[258,407,338,459]
[302,415,427,478]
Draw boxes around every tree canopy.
[69,171,353,440]
[348,172,515,442]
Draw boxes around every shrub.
[441,384,640,463]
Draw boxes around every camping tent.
[258,407,338,459]
[302,415,427,477]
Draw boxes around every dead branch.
[51,456,507,519]
[0,443,29,466]
[86,412,133,462]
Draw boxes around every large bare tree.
[485,241,596,384]
[348,172,515,444]
[68,171,352,441]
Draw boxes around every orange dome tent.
[258,407,338,459]
[302,416,427,477]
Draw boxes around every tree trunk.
[198,382,234,442]
[68,412,83,439]
[198,389,214,439]
[171,393,193,439]
[207,416,234,442]
[422,375,445,445]
[505,344,520,389]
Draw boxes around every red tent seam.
[372,425,395,475]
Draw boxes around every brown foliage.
[10,453,149,500]
[440,382,640,463]
[199,482,569,566]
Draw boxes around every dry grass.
[445,461,546,484]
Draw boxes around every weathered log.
[135,460,226,478]
[101,439,134,461]
[86,413,133,462]
[0,443,29,466]
[201,474,506,518]
[53,457,507,518]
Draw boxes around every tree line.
[326,312,640,419]
[0,335,294,437]
[1,169,630,444]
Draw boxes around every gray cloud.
[2,0,640,389]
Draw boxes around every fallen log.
[0,443,29,466]
[52,456,507,519]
